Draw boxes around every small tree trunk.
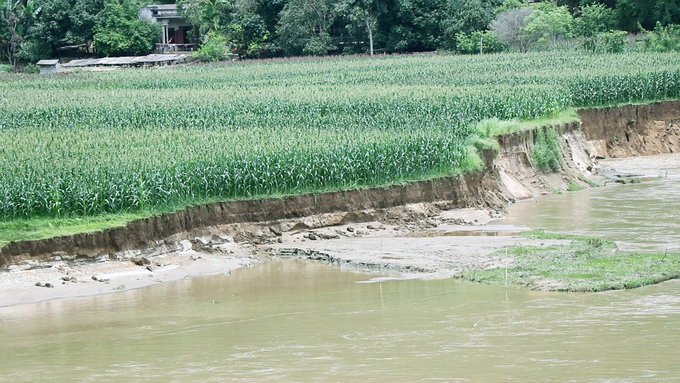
[480,35,483,54]
[366,18,374,56]
[9,43,16,68]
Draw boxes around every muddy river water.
[500,153,680,253]
[1,154,680,381]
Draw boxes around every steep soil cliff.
[580,101,680,158]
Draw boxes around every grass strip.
[460,230,680,292]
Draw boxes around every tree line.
[2,0,680,68]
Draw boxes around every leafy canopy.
[93,0,160,56]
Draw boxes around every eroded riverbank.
[2,152,679,305]
[2,102,680,303]
[0,205,554,306]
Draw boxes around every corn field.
[1,51,680,220]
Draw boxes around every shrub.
[24,64,40,74]
[533,126,562,172]
[583,30,629,53]
[0,64,11,73]
[302,33,330,56]
[456,31,506,54]
[639,22,680,52]
[598,31,629,53]
[574,4,617,38]
[193,31,231,61]
[93,0,161,56]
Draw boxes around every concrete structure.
[36,59,60,74]
[139,4,193,52]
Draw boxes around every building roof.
[36,59,59,66]
[140,4,182,20]
[62,54,190,67]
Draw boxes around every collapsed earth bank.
[2,101,680,269]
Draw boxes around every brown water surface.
[1,260,680,382]
[3,154,680,381]
[499,153,680,253]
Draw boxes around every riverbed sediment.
[2,101,679,303]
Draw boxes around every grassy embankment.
[461,230,680,292]
[2,51,680,246]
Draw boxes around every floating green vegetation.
[460,230,680,292]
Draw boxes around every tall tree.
[1,0,37,66]
[441,0,503,51]
[379,0,446,52]
[492,6,533,51]
[20,0,73,60]
[574,3,617,37]
[255,0,287,38]
[337,0,391,55]
[177,0,236,36]
[520,2,573,49]
[228,12,270,57]
[276,0,340,56]
[496,0,529,13]
[616,0,680,32]
[335,0,372,55]
[93,0,160,56]
[67,0,105,50]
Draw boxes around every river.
[1,154,680,381]
[1,260,680,382]
[499,153,680,253]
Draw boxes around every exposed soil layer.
[2,101,678,269]
[494,121,596,200]
[0,150,504,267]
[579,101,680,158]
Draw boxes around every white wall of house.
[140,5,192,45]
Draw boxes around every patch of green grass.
[473,109,579,138]
[568,181,585,192]
[522,229,610,243]
[459,230,680,292]
[533,126,564,172]
[466,110,578,168]
[579,175,599,187]
[465,135,500,152]
[0,213,149,247]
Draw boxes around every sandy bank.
[0,242,259,307]
[0,206,573,306]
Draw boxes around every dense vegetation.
[1,51,680,222]
[3,0,680,66]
